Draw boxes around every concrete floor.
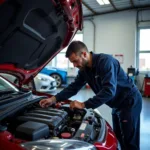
[53,88,150,150]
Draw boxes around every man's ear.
[82,51,87,57]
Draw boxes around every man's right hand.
[39,96,57,108]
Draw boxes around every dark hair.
[65,41,88,58]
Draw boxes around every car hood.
[0,0,82,86]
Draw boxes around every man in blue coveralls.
[39,41,142,150]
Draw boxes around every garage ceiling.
[82,0,150,17]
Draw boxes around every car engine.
[2,101,102,143]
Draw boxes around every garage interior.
[50,0,150,150]
[0,0,149,149]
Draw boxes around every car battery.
[144,77,150,96]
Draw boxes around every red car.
[0,0,118,150]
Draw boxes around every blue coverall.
[55,52,142,150]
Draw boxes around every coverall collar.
[90,52,97,69]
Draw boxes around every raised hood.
[0,0,83,85]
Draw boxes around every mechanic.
[39,41,142,150]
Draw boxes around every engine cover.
[16,121,49,141]
[17,107,68,130]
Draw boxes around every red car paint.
[94,122,118,150]
[0,131,24,150]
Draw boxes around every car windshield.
[0,76,18,95]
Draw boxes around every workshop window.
[138,28,150,72]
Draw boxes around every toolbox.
[144,77,150,97]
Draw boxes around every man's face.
[68,51,88,70]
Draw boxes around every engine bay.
[1,101,102,143]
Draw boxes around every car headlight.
[20,139,96,150]
[37,77,48,81]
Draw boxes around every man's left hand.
[70,100,85,110]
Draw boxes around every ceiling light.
[96,0,110,5]
[96,0,104,5]
[103,0,110,4]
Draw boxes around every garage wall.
[83,20,95,52]
[83,9,150,90]
[83,10,137,72]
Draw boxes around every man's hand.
[70,100,85,110]
[39,96,56,108]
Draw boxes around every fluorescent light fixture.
[96,0,104,5]
[96,0,110,5]
[103,0,110,4]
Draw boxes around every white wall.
[83,10,137,71]
[83,20,94,52]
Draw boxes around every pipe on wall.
[83,18,96,52]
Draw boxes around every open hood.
[0,0,83,85]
